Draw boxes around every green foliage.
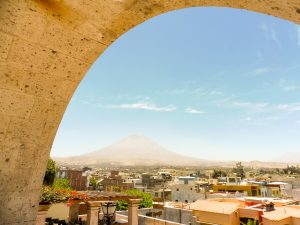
[89,177,97,189]
[212,169,227,179]
[283,165,300,175]
[233,162,246,179]
[116,200,128,211]
[53,178,72,190]
[43,158,56,186]
[126,189,153,208]
[40,186,71,204]
[40,159,73,204]
[240,218,259,225]
[116,189,153,211]
[112,186,121,192]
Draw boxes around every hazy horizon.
[51,7,300,161]
[51,133,299,163]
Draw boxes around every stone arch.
[0,0,300,224]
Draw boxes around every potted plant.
[67,191,89,206]
[39,186,71,211]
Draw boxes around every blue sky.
[51,7,300,161]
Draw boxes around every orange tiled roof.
[190,200,240,214]
[262,206,300,221]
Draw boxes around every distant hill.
[55,135,210,166]
[54,135,297,168]
[274,152,300,163]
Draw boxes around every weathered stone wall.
[117,208,163,217]
[138,215,183,225]
[0,0,300,224]
[164,207,197,225]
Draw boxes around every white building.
[170,176,206,203]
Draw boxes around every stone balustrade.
[35,199,142,225]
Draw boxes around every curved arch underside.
[0,0,300,224]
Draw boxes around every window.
[176,188,179,191]
[228,178,236,183]
[185,200,188,203]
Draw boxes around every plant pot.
[38,203,51,212]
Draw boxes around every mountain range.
[54,135,300,167]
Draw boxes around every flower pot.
[38,203,51,212]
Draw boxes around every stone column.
[86,201,101,225]
[68,202,83,223]
[35,210,48,225]
[128,199,141,225]
[35,205,51,225]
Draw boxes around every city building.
[190,198,300,225]
[152,188,172,202]
[170,176,206,203]
[213,183,261,196]
[57,167,91,190]
[98,171,134,192]
[141,174,165,189]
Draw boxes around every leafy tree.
[212,169,227,179]
[43,158,56,186]
[233,162,245,179]
[283,165,300,175]
[89,177,97,189]
[53,178,72,190]
[112,186,121,192]
[116,189,153,211]
[116,200,128,211]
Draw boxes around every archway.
[0,0,300,224]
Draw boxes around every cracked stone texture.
[0,0,300,224]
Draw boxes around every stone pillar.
[35,210,48,225]
[68,202,82,223]
[128,199,141,225]
[86,201,101,225]
[35,205,51,225]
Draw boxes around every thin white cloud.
[278,79,297,92]
[240,116,280,125]
[157,88,224,98]
[72,98,100,106]
[253,67,271,75]
[73,98,177,112]
[209,90,223,96]
[233,101,268,111]
[275,103,300,112]
[243,117,252,122]
[271,29,281,47]
[185,107,205,114]
[296,120,300,124]
[110,102,176,112]
[226,99,300,114]
[115,95,150,101]
[260,22,281,47]
[192,88,224,97]
[260,23,268,33]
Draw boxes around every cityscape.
[1,1,300,225]
[40,134,300,225]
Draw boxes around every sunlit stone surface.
[0,0,300,224]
